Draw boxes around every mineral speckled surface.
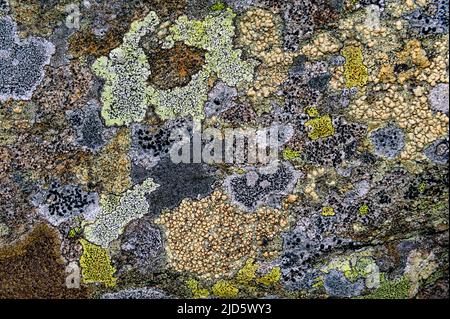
[0,0,448,300]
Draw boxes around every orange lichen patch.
[89,128,131,194]
[147,42,206,90]
[68,0,186,58]
[377,39,431,85]
[69,29,126,59]
[0,223,90,299]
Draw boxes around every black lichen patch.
[132,157,217,216]
[225,161,300,211]
[33,182,99,226]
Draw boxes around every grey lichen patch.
[369,125,405,159]
[0,16,55,102]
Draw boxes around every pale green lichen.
[322,250,379,287]
[153,8,256,120]
[84,178,159,248]
[361,274,410,299]
[0,223,9,237]
[92,12,160,126]
[93,9,256,125]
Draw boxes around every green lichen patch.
[79,239,117,288]
[305,115,335,140]
[341,45,368,88]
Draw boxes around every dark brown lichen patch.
[69,28,126,59]
[146,42,206,90]
[0,223,89,299]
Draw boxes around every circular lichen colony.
[155,191,289,279]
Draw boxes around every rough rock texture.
[0,0,448,300]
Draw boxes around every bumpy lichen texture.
[84,178,159,248]
[0,0,448,300]
[92,12,160,126]
[79,239,117,287]
[93,8,255,125]
[0,16,55,102]
[155,191,289,279]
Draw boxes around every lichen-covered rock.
[424,137,449,165]
[0,0,448,301]
[33,182,100,226]
[84,178,159,248]
[369,125,406,159]
[224,161,300,211]
[100,287,171,299]
[428,83,449,115]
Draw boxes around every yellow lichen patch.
[257,267,282,287]
[186,279,210,299]
[305,115,335,140]
[212,280,239,298]
[155,191,289,279]
[79,239,117,288]
[359,204,370,216]
[90,128,132,194]
[322,206,336,217]
[341,45,368,88]
[236,258,258,285]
